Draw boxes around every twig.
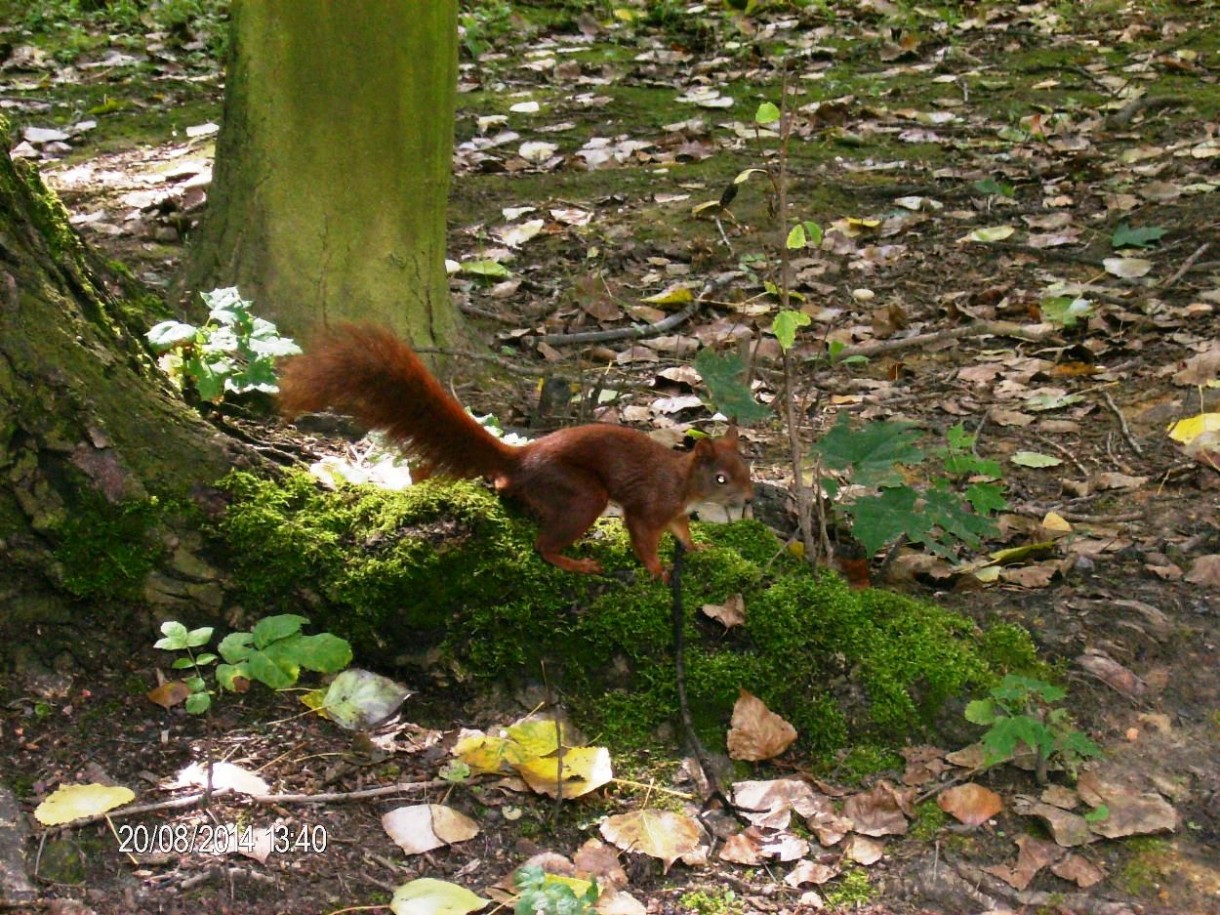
[1032,432,1090,478]
[833,321,1057,360]
[1101,390,1144,457]
[1160,241,1209,289]
[526,299,701,347]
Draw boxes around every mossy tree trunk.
[182,0,461,346]
[0,134,232,629]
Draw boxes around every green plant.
[965,674,1101,783]
[215,614,352,691]
[153,621,217,714]
[513,865,598,915]
[155,615,353,714]
[810,415,1007,558]
[146,287,300,403]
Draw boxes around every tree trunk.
[0,134,232,624]
[181,0,461,346]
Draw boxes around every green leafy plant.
[810,416,1007,558]
[1111,223,1166,249]
[965,674,1101,783]
[216,614,353,691]
[146,287,300,403]
[153,621,217,714]
[824,868,874,906]
[513,865,598,915]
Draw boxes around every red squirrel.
[278,324,754,579]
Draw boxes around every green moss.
[215,470,1035,758]
[1116,837,1172,897]
[51,492,165,599]
[825,869,875,907]
[910,799,949,842]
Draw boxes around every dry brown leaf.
[573,839,627,889]
[730,778,831,830]
[726,690,798,762]
[718,829,764,865]
[1012,796,1092,846]
[783,859,840,887]
[382,804,479,855]
[1184,554,1220,588]
[938,783,1004,827]
[146,680,192,709]
[1172,344,1220,386]
[900,745,948,787]
[1051,853,1106,888]
[843,834,885,866]
[599,810,702,871]
[983,834,1064,890]
[842,782,910,837]
[700,593,745,628]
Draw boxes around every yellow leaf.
[35,784,135,825]
[641,285,695,306]
[505,718,566,758]
[1167,412,1220,444]
[600,809,702,871]
[453,733,530,774]
[390,878,489,915]
[516,746,613,799]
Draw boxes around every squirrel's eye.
[715,473,728,485]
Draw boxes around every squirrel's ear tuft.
[722,424,739,446]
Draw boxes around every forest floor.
[2,1,1220,914]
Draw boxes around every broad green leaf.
[964,699,998,726]
[146,321,198,352]
[251,614,309,649]
[290,632,353,673]
[692,349,769,424]
[964,482,1008,514]
[185,693,211,715]
[810,414,924,486]
[973,177,1014,197]
[1111,223,1165,248]
[215,662,249,691]
[154,620,190,650]
[755,101,780,124]
[244,648,298,690]
[460,259,511,279]
[1011,451,1063,468]
[847,487,919,555]
[786,223,806,249]
[771,309,811,351]
[218,631,254,663]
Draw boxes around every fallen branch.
[833,321,1058,360]
[527,298,701,347]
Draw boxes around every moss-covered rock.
[214,470,1038,757]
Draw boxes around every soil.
[2,2,1219,914]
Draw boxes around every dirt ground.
[2,1,1219,913]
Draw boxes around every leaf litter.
[8,0,1220,912]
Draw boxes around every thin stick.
[1101,390,1144,457]
[527,299,701,347]
[1160,241,1209,289]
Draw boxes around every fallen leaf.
[600,809,702,871]
[842,782,910,837]
[700,593,745,628]
[727,690,797,761]
[843,834,885,865]
[783,859,840,887]
[1012,796,1092,846]
[517,747,614,799]
[983,834,1064,890]
[35,783,135,825]
[170,761,269,797]
[938,783,1003,827]
[1076,651,1147,699]
[1051,853,1106,888]
[1103,256,1153,279]
[1184,554,1220,588]
[146,680,192,709]
[382,805,479,855]
[390,878,489,915]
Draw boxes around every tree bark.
[181,0,461,346]
[0,133,231,612]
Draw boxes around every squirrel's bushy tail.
[278,323,516,479]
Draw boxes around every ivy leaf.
[692,349,769,424]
